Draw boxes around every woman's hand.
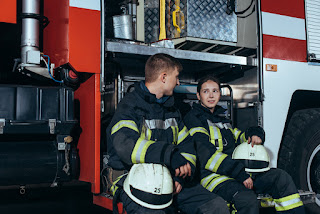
[248,135,262,147]
[243,177,254,189]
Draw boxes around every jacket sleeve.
[174,118,197,177]
[230,126,265,145]
[184,112,249,183]
[109,100,175,168]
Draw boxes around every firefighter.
[106,54,229,214]
[183,74,306,214]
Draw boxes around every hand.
[243,177,253,189]
[175,162,191,178]
[173,181,182,194]
[248,135,262,147]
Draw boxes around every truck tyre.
[278,109,320,213]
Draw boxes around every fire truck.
[0,0,319,212]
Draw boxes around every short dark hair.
[145,53,183,83]
[197,75,221,93]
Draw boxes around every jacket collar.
[134,81,175,107]
[193,102,226,118]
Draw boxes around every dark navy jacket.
[183,103,265,192]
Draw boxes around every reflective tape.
[171,126,179,144]
[201,173,232,192]
[181,153,196,166]
[111,174,127,196]
[141,125,152,140]
[274,193,303,211]
[232,128,241,141]
[201,173,219,188]
[260,197,275,208]
[205,151,228,172]
[208,120,224,151]
[144,118,178,130]
[131,138,155,163]
[240,132,247,143]
[177,126,189,145]
[189,127,209,136]
[111,120,139,135]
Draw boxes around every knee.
[233,190,259,209]
[197,196,229,214]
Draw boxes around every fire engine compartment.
[0,0,319,212]
[102,0,261,132]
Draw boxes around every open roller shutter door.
[305,0,320,61]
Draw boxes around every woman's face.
[197,80,221,113]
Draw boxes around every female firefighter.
[183,74,305,214]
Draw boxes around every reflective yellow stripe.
[131,138,155,163]
[202,174,232,192]
[189,127,210,136]
[274,193,303,211]
[207,120,224,151]
[177,126,189,145]
[240,132,247,143]
[181,153,196,166]
[171,126,179,144]
[146,128,152,140]
[205,151,228,172]
[201,173,219,188]
[111,174,127,196]
[111,120,139,135]
[232,128,241,141]
[260,197,274,207]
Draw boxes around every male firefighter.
[106,54,229,214]
[183,74,305,214]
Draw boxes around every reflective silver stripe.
[233,128,241,139]
[181,153,196,166]
[131,139,154,163]
[206,152,226,172]
[111,120,139,135]
[145,128,152,140]
[207,120,220,140]
[224,123,232,129]
[275,198,302,209]
[206,175,231,191]
[240,132,247,143]
[189,127,209,136]
[201,173,219,187]
[144,118,178,130]
[207,122,232,130]
[177,126,189,144]
[215,122,224,129]
[260,198,275,207]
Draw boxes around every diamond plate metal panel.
[144,0,237,43]
[144,0,159,43]
[187,0,237,42]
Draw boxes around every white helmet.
[123,163,173,209]
[232,143,270,173]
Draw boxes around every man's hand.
[243,177,253,189]
[248,135,262,147]
[175,162,191,178]
[173,181,182,194]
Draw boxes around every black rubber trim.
[130,185,172,205]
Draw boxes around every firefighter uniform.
[183,102,305,214]
[106,82,229,214]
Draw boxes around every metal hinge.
[49,119,56,134]
[0,119,5,134]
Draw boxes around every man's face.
[163,68,180,96]
[197,80,221,112]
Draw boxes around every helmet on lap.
[123,163,173,209]
[232,143,270,173]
